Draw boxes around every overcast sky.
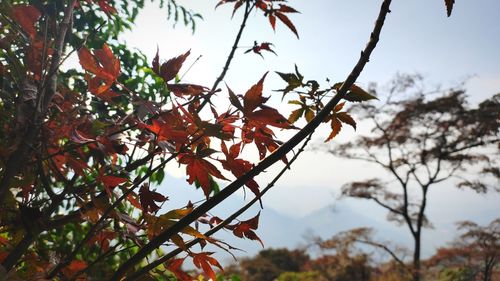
[118,0,500,250]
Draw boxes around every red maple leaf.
[227,212,263,247]
[178,151,227,198]
[167,83,209,97]
[255,1,300,38]
[78,44,120,97]
[79,0,117,15]
[245,41,277,58]
[11,5,41,40]
[192,252,223,281]
[139,184,168,213]
[87,231,116,252]
[219,142,260,197]
[165,258,193,281]
[98,173,128,196]
[152,49,190,82]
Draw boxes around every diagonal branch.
[355,239,408,271]
[110,0,393,279]
[125,133,315,281]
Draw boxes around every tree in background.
[323,74,500,281]
[0,0,463,280]
[427,218,500,281]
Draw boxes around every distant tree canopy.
[323,74,500,281]
[427,218,500,281]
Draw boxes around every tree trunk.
[412,231,421,281]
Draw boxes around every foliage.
[233,248,310,281]
[323,73,500,281]
[426,218,500,281]
[0,0,461,280]
[277,271,325,281]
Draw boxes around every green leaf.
[334,83,378,102]
[288,108,304,124]
[275,71,302,96]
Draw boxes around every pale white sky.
[118,0,500,255]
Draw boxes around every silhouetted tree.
[427,218,500,281]
[324,74,500,281]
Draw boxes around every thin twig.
[197,0,254,112]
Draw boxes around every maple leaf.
[98,174,128,196]
[70,128,95,144]
[276,65,304,96]
[152,49,190,82]
[11,5,41,40]
[192,252,223,281]
[165,258,193,281]
[261,3,300,38]
[87,231,115,252]
[219,142,260,197]
[78,44,120,96]
[79,0,116,15]
[242,124,282,160]
[139,184,168,213]
[62,260,87,278]
[326,117,342,142]
[167,83,209,97]
[215,0,245,18]
[239,74,294,129]
[445,0,455,17]
[333,82,378,102]
[243,73,268,114]
[178,152,227,198]
[278,4,299,14]
[225,86,244,117]
[324,102,356,142]
[227,212,264,247]
[275,12,299,38]
[97,0,117,15]
[246,107,294,129]
[139,109,192,146]
[245,41,277,58]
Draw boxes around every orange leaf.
[337,112,356,130]
[325,117,342,142]
[68,260,87,272]
[165,258,192,281]
[78,44,120,96]
[246,107,294,129]
[100,175,128,188]
[192,252,223,281]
